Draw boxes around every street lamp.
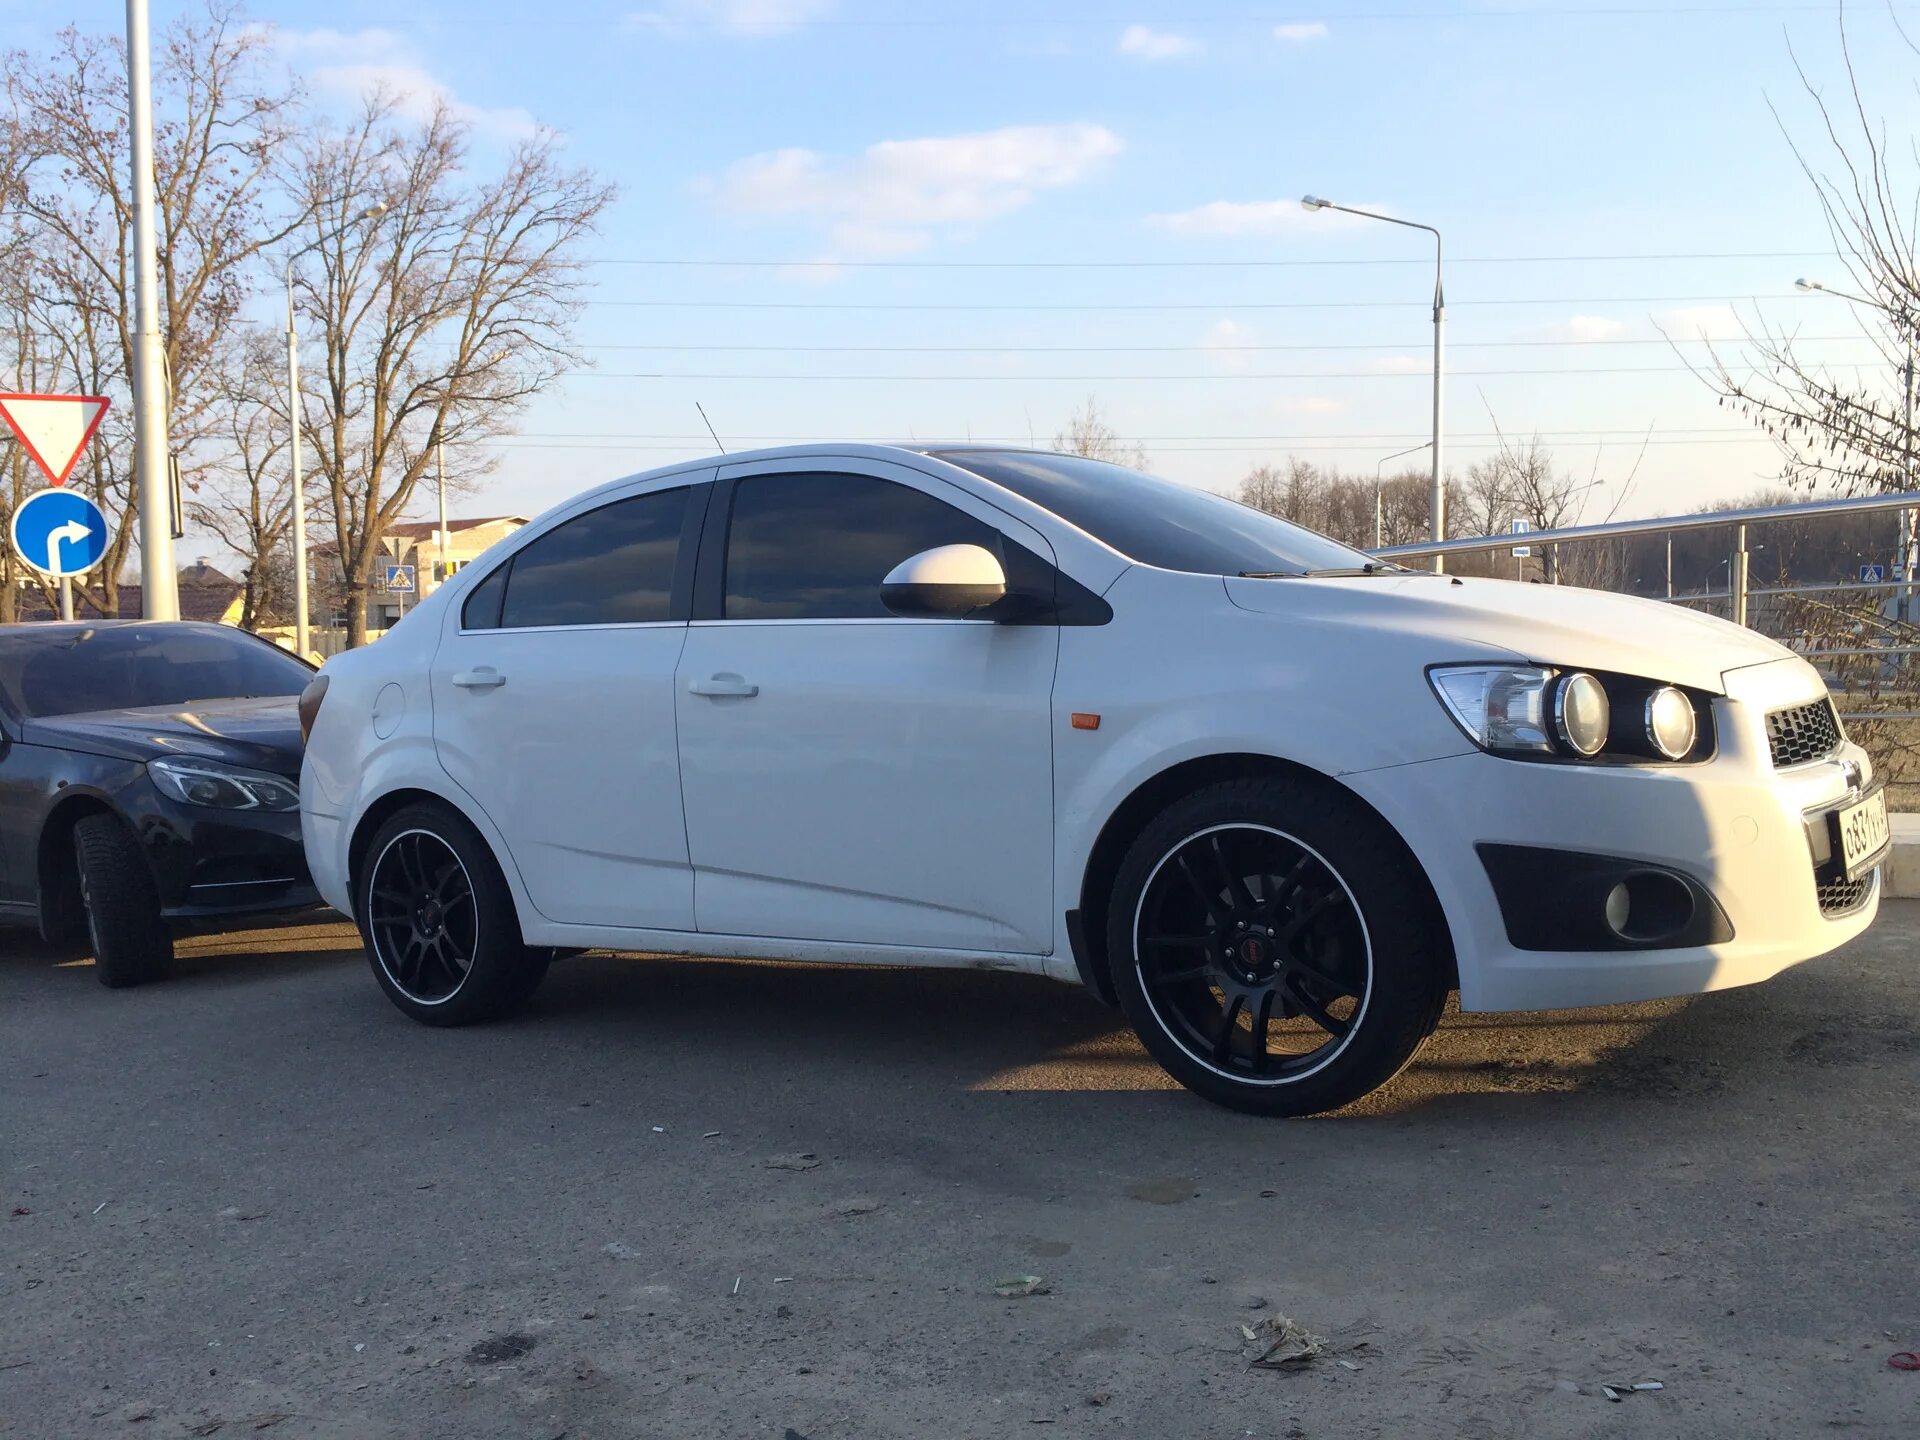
[126,0,175,620]
[1372,441,1430,549]
[1304,194,1446,569]
[1795,276,1918,621]
[285,200,388,658]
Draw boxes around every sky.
[21,0,1920,543]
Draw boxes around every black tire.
[356,801,547,1025]
[73,813,172,989]
[1106,775,1449,1117]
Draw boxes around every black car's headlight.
[1429,665,1710,763]
[148,757,300,812]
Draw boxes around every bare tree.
[292,97,612,646]
[187,329,296,629]
[1052,395,1148,468]
[1693,8,1920,500]
[5,2,301,610]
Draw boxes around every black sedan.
[0,622,319,986]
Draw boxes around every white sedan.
[298,445,1887,1115]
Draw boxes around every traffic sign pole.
[126,0,177,622]
[59,577,74,622]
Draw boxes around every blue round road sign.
[11,487,109,579]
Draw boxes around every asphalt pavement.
[4,905,1917,1438]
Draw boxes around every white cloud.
[276,28,537,139]
[1199,318,1254,372]
[1531,314,1629,344]
[1275,395,1344,416]
[1147,196,1378,237]
[1273,21,1329,42]
[626,0,833,37]
[1657,304,1743,339]
[1118,23,1202,61]
[704,122,1124,259]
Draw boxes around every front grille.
[1766,699,1843,768]
[1817,873,1874,917]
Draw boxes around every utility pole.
[1904,346,1916,625]
[1303,197,1446,570]
[125,0,176,619]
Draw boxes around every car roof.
[0,619,228,637]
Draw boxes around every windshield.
[931,450,1379,577]
[0,625,312,720]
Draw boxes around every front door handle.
[687,673,759,698]
[452,668,507,691]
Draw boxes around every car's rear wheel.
[1107,776,1449,1117]
[357,803,547,1025]
[73,813,173,989]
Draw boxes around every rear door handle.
[687,673,758,698]
[452,668,507,690]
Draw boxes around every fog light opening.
[1604,871,1697,944]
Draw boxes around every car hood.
[22,696,304,774]
[1224,572,1795,692]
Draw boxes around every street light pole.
[436,437,449,588]
[1373,441,1431,549]
[125,0,176,620]
[284,201,388,657]
[1305,196,1446,569]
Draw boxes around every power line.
[561,336,1871,354]
[590,251,1841,270]
[604,3,1906,26]
[481,435,1780,453]
[586,293,1808,311]
[504,426,1757,442]
[560,364,1766,380]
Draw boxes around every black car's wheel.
[1107,776,1449,1117]
[357,802,547,1025]
[73,813,172,989]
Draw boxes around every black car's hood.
[22,696,303,775]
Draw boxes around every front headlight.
[1429,665,1558,755]
[1430,665,1708,762]
[148,757,300,812]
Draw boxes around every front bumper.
[1344,658,1882,1012]
[127,781,317,919]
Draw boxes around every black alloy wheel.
[1134,823,1370,1083]
[1107,776,1450,1116]
[366,829,479,1005]
[358,802,548,1025]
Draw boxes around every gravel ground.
[4,905,1917,1439]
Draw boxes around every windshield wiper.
[1238,563,1404,579]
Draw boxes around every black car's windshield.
[0,625,312,719]
[931,449,1381,577]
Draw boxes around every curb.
[1890,814,1920,900]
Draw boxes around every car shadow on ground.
[8,903,1913,1124]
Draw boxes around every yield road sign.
[1860,563,1888,583]
[11,487,109,579]
[384,563,416,594]
[0,393,110,487]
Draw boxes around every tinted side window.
[499,488,688,629]
[461,565,507,631]
[725,472,1033,620]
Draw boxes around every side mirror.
[880,543,1008,619]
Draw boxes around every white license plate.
[1834,788,1891,880]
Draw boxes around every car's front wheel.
[73,813,173,989]
[357,803,548,1025]
[1107,776,1449,1117]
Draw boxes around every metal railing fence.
[1368,490,1920,723]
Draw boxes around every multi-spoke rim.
[366,829,478,1006]
[1132,823,1372,1085]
